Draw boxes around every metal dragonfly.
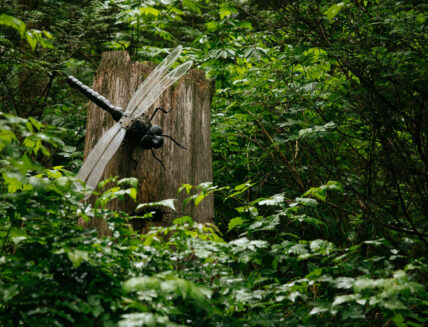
[66,46,192,198]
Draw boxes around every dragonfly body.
[66,75,155,139]
[66,75,124,122]
[69,46,193,198]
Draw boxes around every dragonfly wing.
[132,60,193,119]
[77,123,122,182]
[125,45,183,116]
[85,127,126,193]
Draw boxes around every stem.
[0,211,15,257]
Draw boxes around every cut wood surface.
[82,51,214,234]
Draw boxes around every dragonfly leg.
[151,149,166,170]
[149,107,174,122]
[161,134,187,150]
[128,143,139,169]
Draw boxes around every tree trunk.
[16,0,50,118]
[82,51,214,235]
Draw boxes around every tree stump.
[82,51,214,235]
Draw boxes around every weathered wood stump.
[82,51,214,234]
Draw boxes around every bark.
[82,51,214,235]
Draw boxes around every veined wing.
[125,45,183,116]
[77,123,122,182]
[76,123,126,198]
[132,60,193,119]
[85,127,126,193]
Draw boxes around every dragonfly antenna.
[161,134,187,149]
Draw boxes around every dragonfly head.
[149,125,163,135]
[140,125,164,149]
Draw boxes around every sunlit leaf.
[325,2,346,21]
[136,198,176,211]
[173,216,193,225]
[66,249,89,268]
[228,217,245,232]
[0,14,26,36]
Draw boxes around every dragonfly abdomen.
[66,75,124,122]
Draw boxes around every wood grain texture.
[83,51,214,235]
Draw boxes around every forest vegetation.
[0,0,427,326]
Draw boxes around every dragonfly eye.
[151,135,164,149]
[140,134,164,149]
[141,134,154,149]
[149,125,163,135]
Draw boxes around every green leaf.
[128,188,137,201]
[288,243,308,256]
[293,197,319,207]
[119,313,171,327]
[227,181,255,199]
[392,314,406,327]
[332,294,356,306]
[118,177,138,188]
[219,5,237,19]
[66,249,89,268]
[235,182,251,191]
[0,281,19,302]
[194,193,205,207]
[237,21,253,30]
[309,304,329,315]
[173,216,193,225]
[325,2,346,21]
[136,198,176,211]
[228,217,245,232]
[25,31,37,51]
[179,183,193,194]
[333,277,354,289]
[0,14,26,37]
[139,6,159,17]
[2,172,32,193]
[28,117,43,131]
[123,277,161,292]
[294,215,328,230]
[97,176,117,190]
[205,21,218,32]
[258,194,284,206]
[0,130,17,151]
[235,205,258,217]
[182,0,201,13]
[303,187,327,201]
[326,180,343,192]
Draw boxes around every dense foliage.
[1,0,427,326]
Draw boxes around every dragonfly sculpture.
[66,46,192,198]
